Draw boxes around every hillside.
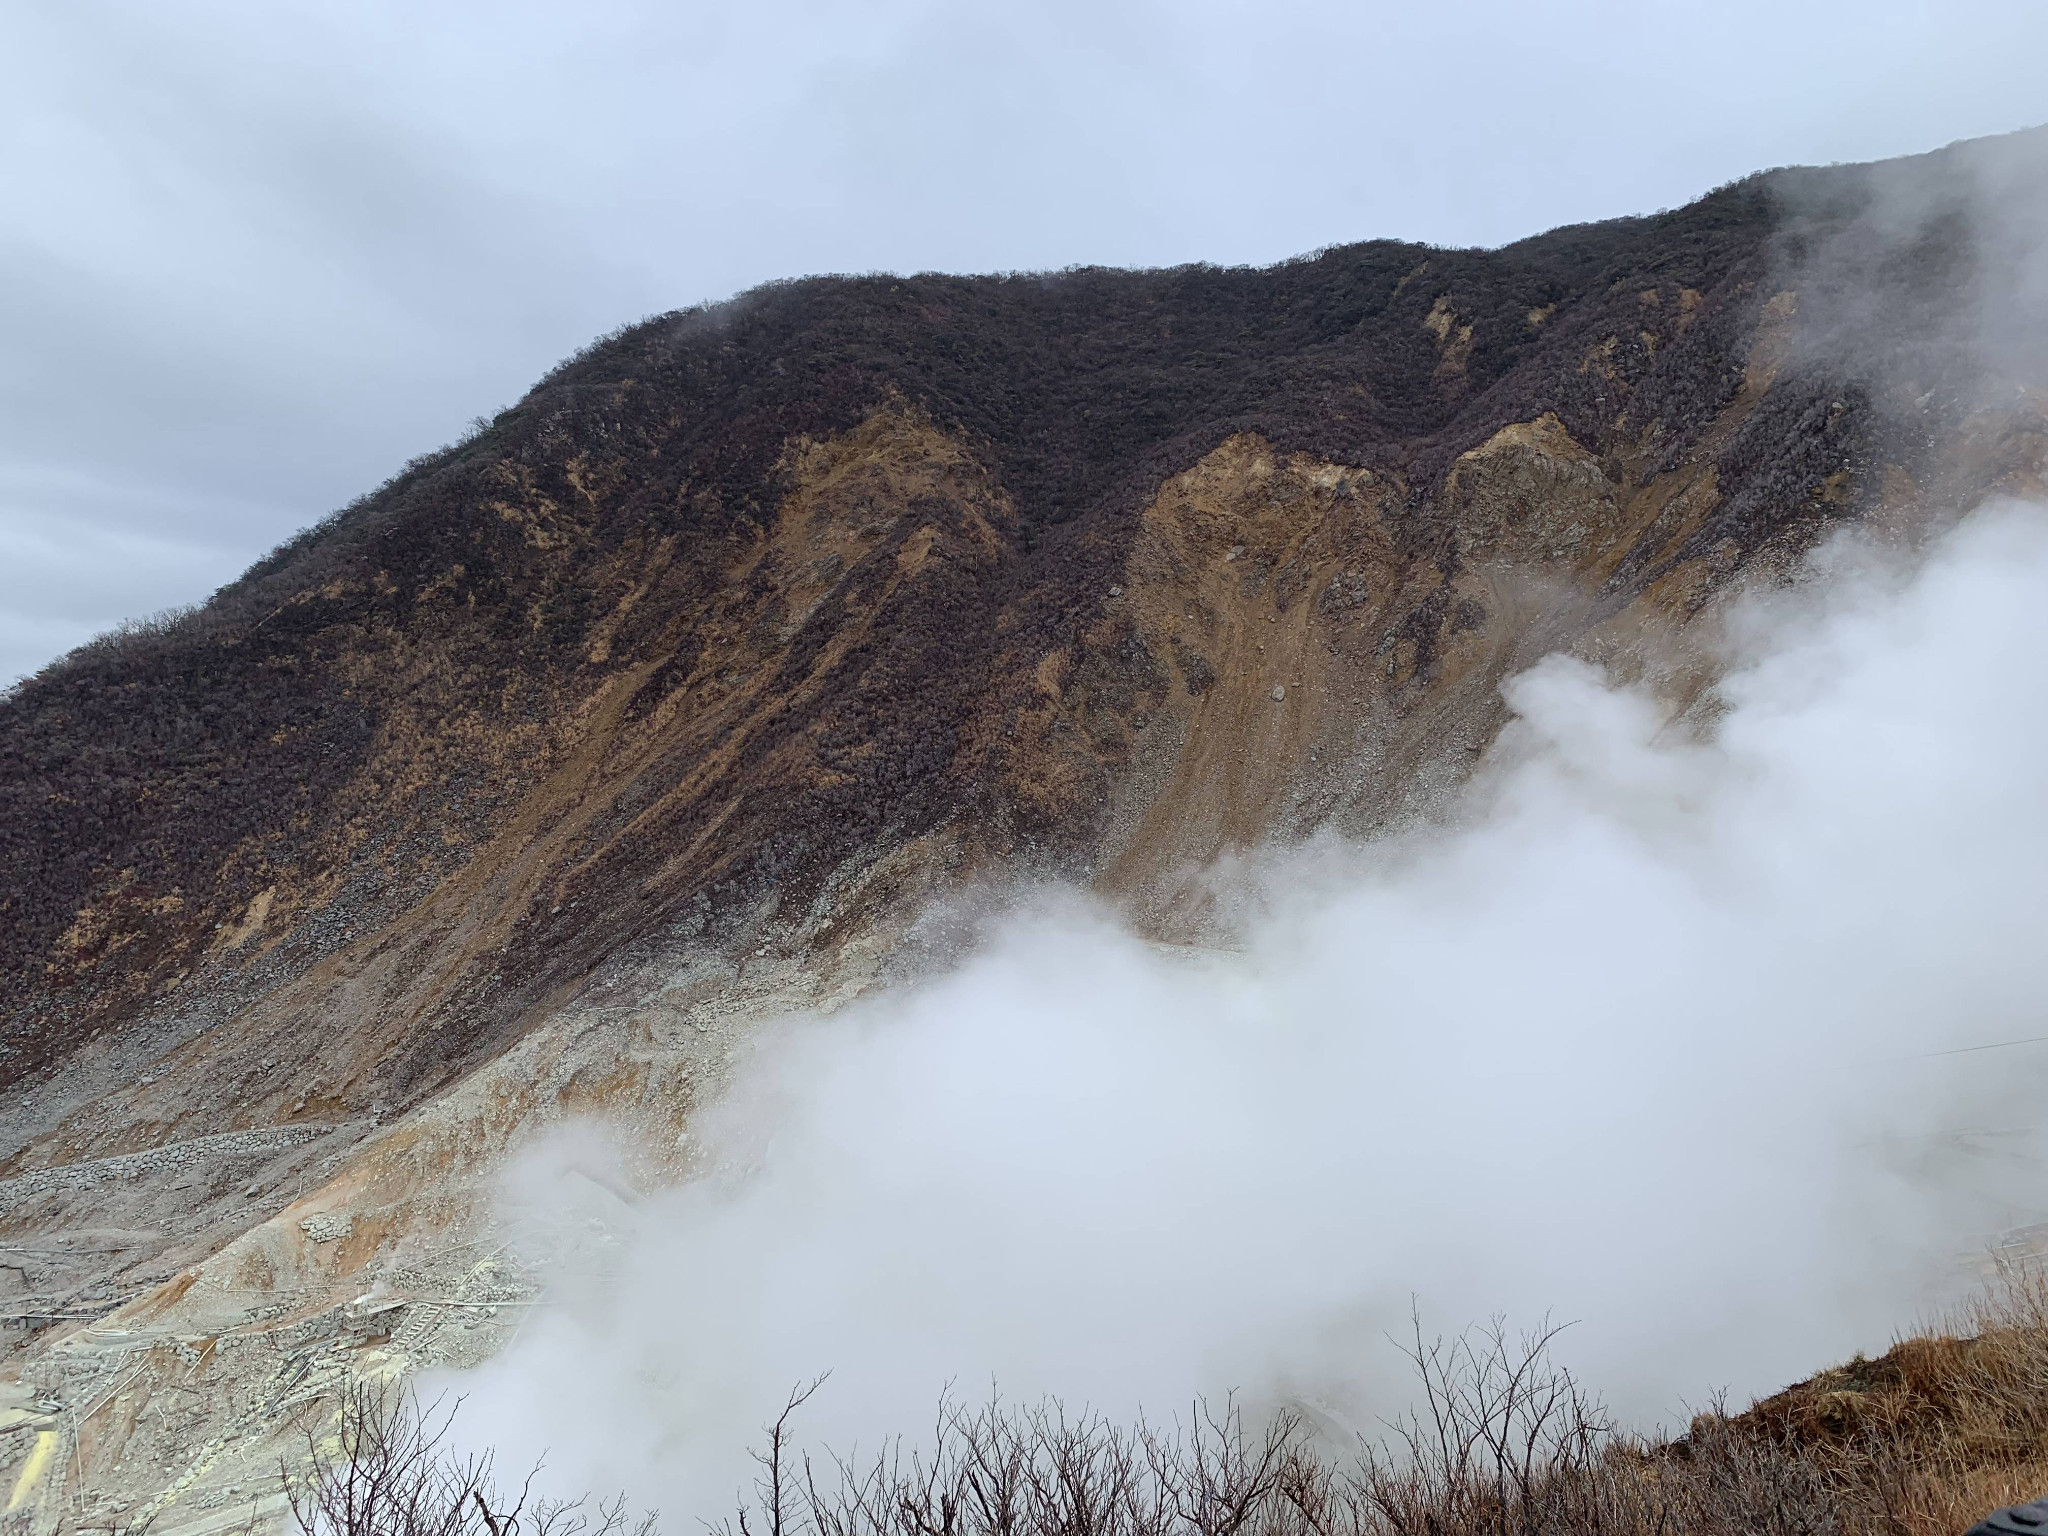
[0,129,2045,1531]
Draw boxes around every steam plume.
[443,502,2048,1516]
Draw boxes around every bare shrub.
[285,1383,652,1536]
[712,1322,1654,1536]
[712,1376,1303,1536]
[286,1277,2048,1536]
[1341,1315,1634,1536]
[1663,1408,1841,1536]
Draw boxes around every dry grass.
[1730,1260,2048,1536]
[290,1270,2048,1536]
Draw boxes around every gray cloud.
[5,0,2047,683]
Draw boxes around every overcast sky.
[3,0,2044,686]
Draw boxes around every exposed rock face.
[0,130,2045,1529]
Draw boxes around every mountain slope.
[0,129,2045,1531]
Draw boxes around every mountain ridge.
[1,128,2047,1528]
[0,161,1840,1087]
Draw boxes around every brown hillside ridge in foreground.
[0,130,2045,1531]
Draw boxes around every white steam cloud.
[446,504,2048,1517]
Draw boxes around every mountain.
[0,130,2045,1529]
